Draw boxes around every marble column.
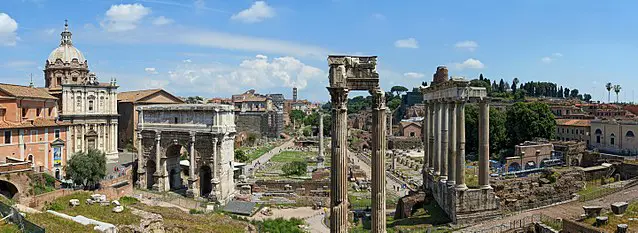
[447,102,457,186]
[318,114,324,166]
[153,131,162,191]
[370,89,387,233]
[136,132,144,188]
[211,137,220,199]
[428,102,435,173]
[479,101,492,189]
[455,102,468,190]
[433,102,441,175]
[328,87,349,233]
[187,132,199,197]
[440,102,449,181]
[422,102,429,183]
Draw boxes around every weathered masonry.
[327,55,387,233]
[135,104,236,204]
[421,66,501,224]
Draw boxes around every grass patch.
[26,212,97,233]
[241,143,278,162]
[44,192,140,226]
[253,217,305,233]
[270,151,315,163]
[130,204,249,233]
[350,201,452,232]
[0,222,21,233]
[581,200,638,232]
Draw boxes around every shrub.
[282,161,307,176]
[45,202,64,211]
[119,196,139,205]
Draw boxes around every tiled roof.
[0,83,57,100]
[556,119,591,127]
[118,89,162,102]
[0,118,73,129]
[400,121,422,128]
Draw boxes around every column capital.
[154,131,161,140]
[327,87,349,110]
[369,88,386,110]
[190,131,196,141]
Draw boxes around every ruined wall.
[388,137,423,150]
[253,180,330,196]
[562,219,602,233]
[235,111,283,138]
[492,169,583,210]
[617,163,638,180]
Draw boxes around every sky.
[1,0,638,102]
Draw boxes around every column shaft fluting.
[440,102,449,180]
[433,102,441,175]
[329,88,349,233]
[479,101,491,189]
[428,102,434,173]
[456,103,468,190]
[189,133,196,178]
[370,89,386,233]
[447,102,457,186]
[136,132,144,187]
[319,114,324,161]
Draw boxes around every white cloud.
[541,57,553,63]
[152,16,173,25]
[231,1,275,23]
[44,28,56,35]
[394,38,418,48]
[145,67,158,74]
[403,72,424,79]
[101,4,151,32]
[0,13,19,46]
[454,58,485,69]
[163,55,324,95]
[455,40,478,51]
[541,52,563,63]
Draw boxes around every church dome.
[47,21,86,64]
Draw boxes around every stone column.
[440,101,449,181]
[433,101,441,175]
[370,88,386,233]
[447,102,457,186]
[328,87,349,233]
[479,101,492,189]
[318,114,324,165]
[153,131,162,191]
[428,102,435,173]
[187,132,199,197]
[456,102,468,190]
[422,102,429,183]
[136,132,145,188]
[211,137,220,199]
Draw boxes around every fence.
[0,201,45,233]
[470,214,562,233]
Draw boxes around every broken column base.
[426,173,501,226]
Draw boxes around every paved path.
[245,139,294,176]
[351,151,407,197]
[459,184,638,232]
[249,207,328,233]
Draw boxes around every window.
[54,129,60,139]
[174,117,178,124]
[30,130,38,142]
[596,135,601,144]
[611,137,615,145]
[22,108,28,118]
[88,100,94,112]
[611,133,616,145]
[3,131,11,144]
[627,131,635,138]
[409,132,416,137]
[595,129,602,135]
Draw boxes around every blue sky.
[1,0,637,102]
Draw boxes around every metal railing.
[0,202,45,233]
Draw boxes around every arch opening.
[200,165,212,197]
[0,180,19,199]
[165,144,186,192]
[146,160,156,190]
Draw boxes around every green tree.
[614,85,622,103]
[387,98,401,111]
[506,102,556,147]
[247,133,258,146]
[185,96,204,104]
[235,150,248,163]
[65,149,106,189]
[570,89,579,98]
[465,105,507,160]
[390,86,409,96]
[290,110,306,124]
[564,88,570,99]
[606,82,613,103]
[282,161,308,176]
[511,78,519,93]
[583,93,592,102]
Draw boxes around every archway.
[146,160,156,190]
[525,161,536,170]
[165,144,185,191]
[200,165,212,197]
[539,158,550,168]
[508,162,521,172]
[0,180,19,199]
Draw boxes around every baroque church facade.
[45,21,119,161]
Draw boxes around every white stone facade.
[45,21,119,161]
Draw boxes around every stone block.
[595,216,608,226]
[617,224,628,233]
[583,206,603,217]
[69,199,80,207]
[112,205,124,213]
[611,202,628,215]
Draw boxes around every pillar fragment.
[479,101,492,189]
[370,88,386,233]
[187,132,199,197]
[328,87,349,233]
[136,132,144,188]
[433,102,441,176]
[440,102,449,181]
[153,131,163,191]
[447,102,456,186]
[422,102,430,184]
[456,102,468,190]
